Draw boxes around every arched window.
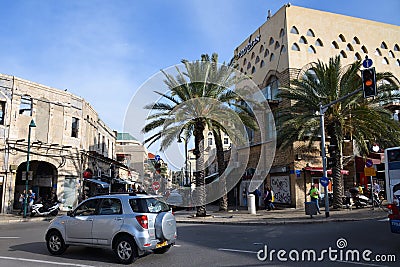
[346,44,354,51]
[240,68,243,73]
[338,34,346,42]
[260,60,265,68]
[315,39,323,47]
[275,41,280,50]
[354,53,362,61]
[381,42,388,49]
[264,76,280,101]
[264,49,270,57]
[247,62,251,70]
[270,53,275,61]
[269,37,275,45]
[382,57,389,65]
[291,43,300,51]
[394,44,400,51]
[251,52,255,59]
[396,59,400,67]
[279,28,285,37]
[290,26,299,34]
[280,45,287,53]
[251,66,256,74]
[19,95,32,116]
[375,48,382,56]
[255,56,260,64]
[331,41,339,49]
[352,36,360,44]
[340,50,347,58]
[308,46,316,54]
[306,29,315,37]
[389,51,395,58]
[361,45,368,54]
[243,58,247,65]
[259,45,264,53]
[299,36,307,44]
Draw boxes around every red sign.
[152,181,160,191]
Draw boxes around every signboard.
[363,58,373,68]
[155,155,161,161]
[320,176,329,187]
[152,181,160,191]
[365,159,373,168]
[364,167,376,176]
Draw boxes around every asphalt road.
[0,219,398,267]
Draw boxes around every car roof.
[90,193,162,200]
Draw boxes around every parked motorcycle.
[349,188,369,208]
[30,200,62,217]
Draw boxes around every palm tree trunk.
[330,133,344,209]
[214,130,228,211]
[194,120,206,217]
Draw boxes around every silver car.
[45,193,177,264]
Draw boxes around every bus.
[384,147,400,234]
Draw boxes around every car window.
[129,197,170,213]
[98,198,122,215]
[75,199,100,216]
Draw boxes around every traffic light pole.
[319,87,362,218]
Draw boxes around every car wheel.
[153,244,171,254]
[46,230,67,255]
[114,236,138,264]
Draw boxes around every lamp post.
[177,136,189,186]
[23,119,36,218]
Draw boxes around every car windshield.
[129,197,170,213]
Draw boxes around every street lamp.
[177,136,189,186]
[23,119,36,218]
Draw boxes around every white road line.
[378,218,389,222]
[0,237,20,239]
[218,248,257,254]
[0,256,95,267]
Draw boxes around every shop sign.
[237,35,261,58]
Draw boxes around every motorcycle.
[30,200,62,217]
[349,188,369,208]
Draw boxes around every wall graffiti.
[271,176,291,204]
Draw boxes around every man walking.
[308,184,321,214]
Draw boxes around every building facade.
[0,73,122,213]
[233,4,400,208]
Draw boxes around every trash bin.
[248,194,256,214]
[305,201,317,217]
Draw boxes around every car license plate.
[156,241,168,248]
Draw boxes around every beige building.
[0,73,124,213]
[233,4,400,208]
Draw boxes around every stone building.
[0,73,125,213]
[233,4,400,208]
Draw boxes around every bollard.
[248,194,256,214]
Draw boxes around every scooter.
[30,200,61,217]
[349,188,369,208]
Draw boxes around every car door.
[65,198,100,244]
[92,197,124,245]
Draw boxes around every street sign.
[365,159,373,168]
[152,181,160,191]
[364,167,376,176]
[363,58,373,68]
[320,176,329,187]
[155,155,161,161]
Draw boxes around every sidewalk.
[0,206,389,225]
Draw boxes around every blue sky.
[0,0,399,137]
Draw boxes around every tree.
[142,53,254,216]
[277,56,400,209]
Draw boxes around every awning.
[85,178,110,188]
[304,167,349,175]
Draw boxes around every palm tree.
[277,56,400,209]
[142,53,253,216]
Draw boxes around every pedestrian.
[18,190,26,215]
[27,189,36,212]
[253,188,261,210]
[308,184,321,214]
[263,186,275,211]
[242,187,248,206]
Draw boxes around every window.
[338,34,346,42]
[247,62,251,70]
[269,37,274,45]
[263,76,280,101]
[340,50,347,58]
[251,52,255,59]
[275,41,280,50]
[361,45,368,54]
[352,37,360,44]
[264,49,270,57]
[279,28,285,38]
[346,44,354,51]
[280,45,287,53]
[224,138,229,145]
[354,53,362,61]
[382,57,389,65]
[315,39,323,47]
[395,44,400,51]
[98,133,101,148]
[260,60,265,68]
[98,198,122,215]
[74,199,100,216]
[290,26,299,34]
[397,59,400,67]
[240,68,243,73]
[291,43,300,51]
[71,117,79,138]
[259,45,264,53]
[306,29,315,37]
[208,138,213,146]
[251,66,256,74]
[331,41,339,49]
[270,53,275,61]
[381,42,388,49]
[102,136,105,154]
[299,36,307,44]
[308,46,316,54]
[0,101,5,125]
[19,95,32,116]
[389,51,395,58]
[375,48,382,56]
[255,56,260,63]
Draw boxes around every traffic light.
[361,67,377,98]
[327,157,334,169]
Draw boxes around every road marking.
[0,256,95,267]
[378,218,389,222]
[174,244,182,247]
[218,248,257,254]
[0,237,20,239]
